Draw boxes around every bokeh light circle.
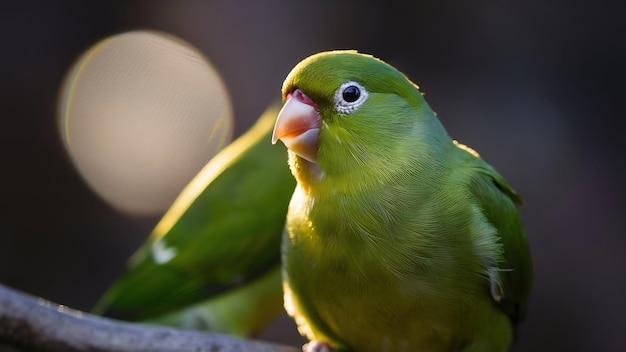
[59,31,233,215]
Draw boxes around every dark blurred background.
[1,0,624,350]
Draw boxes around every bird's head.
[272,51,446,193]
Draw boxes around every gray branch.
[0,284,299,352]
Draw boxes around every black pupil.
[342,86,360,102]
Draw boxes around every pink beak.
[272,89,320,163]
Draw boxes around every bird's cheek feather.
[272,90,320,163]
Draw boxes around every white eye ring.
[333,81,368,115]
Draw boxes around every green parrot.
[93,103,296,336]
[272,51,532,352]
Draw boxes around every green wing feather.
[457,143,532,323]
[93,103,296,335]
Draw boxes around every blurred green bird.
[93,103,296,337]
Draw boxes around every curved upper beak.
[272,89,320,163]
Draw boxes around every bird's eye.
[333,81,368,115]
[342,86,360,102]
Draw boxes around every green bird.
[272,51,532,352]
[93,103,296,336]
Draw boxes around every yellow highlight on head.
[453,140,481,158]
